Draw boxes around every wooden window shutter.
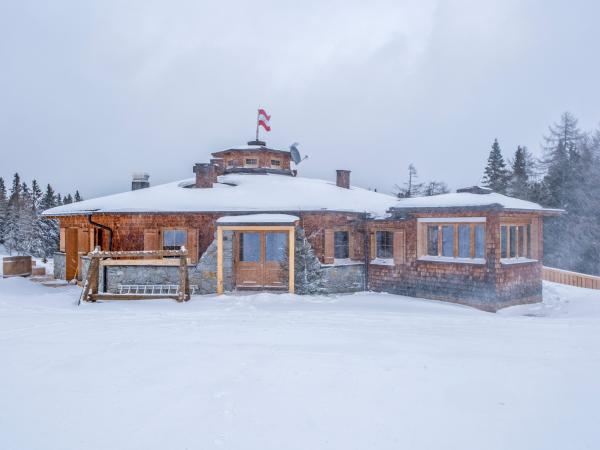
[188,228,198,264]
[144,229,159,251]
[393,230,405,264]
[324,230,334,264]
[530,218,540,260]
[59,228,66,252]
[370,232,376,260]
[78,228,90,254]
[348,231,355,260]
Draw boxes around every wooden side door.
[65,228,79,280]
[236,232,263,288]
[264,232,288,289]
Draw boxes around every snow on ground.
[0,275,599,449]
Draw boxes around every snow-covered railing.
[542,266,600,290]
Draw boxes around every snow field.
[0,276,599,450]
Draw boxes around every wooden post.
[217,227,224,295]
[178,252,187,302]
[288,227,295,294]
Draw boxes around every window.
[376,231,393,258]
[500,224,532,260]
[419,219,486,262]
[245,158,258,167]
[163,229,187,251]
[334,231,349,259]
[227,159,235,167]
[271,159,281,167]
[266,232,288,262]
[239,232,260,262]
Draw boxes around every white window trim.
[370,257,395,266]
[418,255,486,265]
[417,217,486,223]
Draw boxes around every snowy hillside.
[0,275,599,450]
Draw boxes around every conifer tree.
[74,190,82,202]
[39,184,60,258]
[482,139,509,193]
[507,146,533,199]
[63,194,73,204]
[4,173,23,254]
[0,177,7,244]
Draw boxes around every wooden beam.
[217,227,224,295]
[100,259,181,266]
[218,225,296,232]
[288,228,295,294]
[90,293,180,301]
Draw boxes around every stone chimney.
[193,163,214,188]
[131,172,150,191]
[211,158,224,182]
[336,170,351,189]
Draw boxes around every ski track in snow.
[0,273,599,450]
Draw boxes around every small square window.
[245,158,258,166]
[227,160,235,167]
[271,159,281,166]
[163,229,187,251]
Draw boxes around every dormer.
[211,140,293,175]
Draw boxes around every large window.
[501,224,532,259]
[163,229,187,251]
[421,219,485,261]
[376,231,393,258]
[334,231,349,259]
[245,158,258,167]
[271,159,281,167]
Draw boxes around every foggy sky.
[1,0,600,198]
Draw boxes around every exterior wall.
[54,209,545,311]
[213,150,291,170]
[367,212,543,311]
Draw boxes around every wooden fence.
[542,266,600,290]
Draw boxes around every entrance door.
[236,231,288,289]
[65,228,78,280]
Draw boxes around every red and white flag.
[258,108,271,132]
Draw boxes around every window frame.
[500,222,535,263]
[270,159,281,168]
[418,218,486,263]
[375,230,394,259]
[333,230,350,260]
[244,158,258,168]
[162,228,188,252]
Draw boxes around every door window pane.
[509,225,517,257]
[265,233,288,262]
[442,225,454,257]
[239,232,260,262]
[376,231,393,258]
[334,231,349,259]
[474,225,485,258]
[163,229,187,250]
[427,225,438,256]
[458,225,471,257]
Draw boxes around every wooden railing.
[542,266,600,290]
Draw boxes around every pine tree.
[4,173,23,254]
[395,164,423,198]
[0,177,7,245]
[39,184,60,258]
[422,181,450,196]
[63,194,73,204]
[74,190,82,202]
[482,139,509,194]
[507,146,533,199]
[56,193,62,205]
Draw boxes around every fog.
[1,0,599,197]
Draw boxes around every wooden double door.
[235,231,288,289]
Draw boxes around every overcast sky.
[1,0,599,198]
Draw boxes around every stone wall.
[53,252,66,280]
[321,263,365,293]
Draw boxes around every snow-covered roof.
[43,173,398,217]
[217,214,299,224]
[392,192,560,213]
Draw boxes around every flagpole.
[255,107,260,142]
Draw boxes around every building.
[42,141,560,311]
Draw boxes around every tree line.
[481,111,600,275]
[0,173,82,259]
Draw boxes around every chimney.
[211,158,224,181]
[193,163,214,188]
[336,170,351,189]
[131,172,150,191]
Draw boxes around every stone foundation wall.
[321,263,365,293]
[53,252,66,280]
